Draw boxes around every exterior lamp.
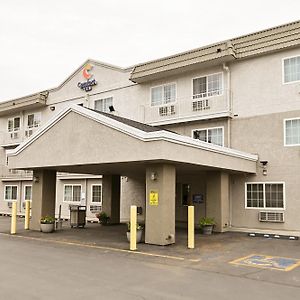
[109,105,115,112]
[150,172,158,181]
[33,176,39,183]
[260,161,268,176]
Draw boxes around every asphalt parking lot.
[0,216,300,299]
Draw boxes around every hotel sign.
[77,64,97,92]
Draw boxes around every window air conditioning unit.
[10,132,19,139]
[259,211,284,223]
[159,105,176,116]
[90,205,101,213]
[192,99,210,111]
[25,129,33,138]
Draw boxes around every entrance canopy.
[7,105,258,174]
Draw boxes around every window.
[24,185,32,201]
[91,185,102,203]
[151,83,176,106]
[27,113,41,128]
[4,185,17,201]
[283,56,300,83]
[246,183,285,209]
[193,73,223,99]
[7,117,20,132]
[95,97,113,113]
[285,118,300,146]
[192,127,224,146]
[64,185,81,202]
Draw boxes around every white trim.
[149,82,177,107]
[282,55,300,85]
[283,117,300,147]
[191,126,225,147]
[148,111,231,126]
[191,72,224,98]
[23,184,32,202]
[4,185,18,202]
[7,105,258,162]
[7,115,21,133]
[244,182,286,210]
[90,184,102,205]
[63,184,82,203]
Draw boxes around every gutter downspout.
[222,63,231,148]
[223,63,232,228]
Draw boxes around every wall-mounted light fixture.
[150,172,158,181]
[260,160,268,176]
[109,105,115,112]
[50,106,55,111]
[33,176,39,183]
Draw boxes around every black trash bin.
[69,205,86,228]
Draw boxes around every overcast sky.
[0,0,300,102]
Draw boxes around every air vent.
[159,105,176,116]
[90,205,101,213]
[7,202,12,208]
[192,99,210,111]
[259,211,284,223]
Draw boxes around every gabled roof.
[0,58,134,110]
[88,108,163,133]
[49,58,133,93]
[130,20,300,82]
[8,104,258,164]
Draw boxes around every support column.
[145,164,176,246]
[31,170,56,231]
[102,175,121,224]
[206,171,230,232]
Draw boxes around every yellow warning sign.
[149,191,159,206]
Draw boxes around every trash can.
[69,205,86,228]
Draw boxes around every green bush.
[127,222,143,232]
[40,216,55,224]
[199,217,215,227]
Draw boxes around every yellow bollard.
[188,206,194,249]
[130,205,137,251]
[10,201,17,235]
[25,200,30,230]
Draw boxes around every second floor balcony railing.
[143,89,232,125]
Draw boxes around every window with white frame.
[91,185,102,203]
[283,56,300,83]
[4,185,17,201]
[94,97,113,113]
[24,185,32,201]
[192,127,224,146]
[246,183,284,209]
[285,118,300,146]
[193,73,223,99]
[27,113,41,128]
[64,185,81,202]
[151,83,176,106]
[7,117,20,133]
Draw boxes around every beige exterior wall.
[230,110,300,231]
[1,40,300,234]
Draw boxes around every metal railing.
[143,89,232,125]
